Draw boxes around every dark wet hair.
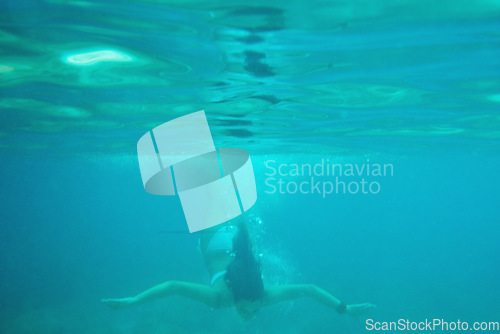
[224,222,264,302]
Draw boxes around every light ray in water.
[63,49,133,66]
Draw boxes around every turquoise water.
[1,0,499,333]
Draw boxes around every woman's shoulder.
[212,282,234,308]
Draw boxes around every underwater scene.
[1,0,499,333]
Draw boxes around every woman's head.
[224,221,264,320]
[234,299,262,321]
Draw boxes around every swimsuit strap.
[210,270,227,286]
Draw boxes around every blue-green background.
[1,0,499,333]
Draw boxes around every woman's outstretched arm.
[102,281,227,310]
[263,284,376,316]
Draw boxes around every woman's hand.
[101,297,136,310]
[345,303,376,317]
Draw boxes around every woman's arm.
[264,284,375,316]
[102,281,228,310]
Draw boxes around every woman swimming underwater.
[102,219,375,321]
